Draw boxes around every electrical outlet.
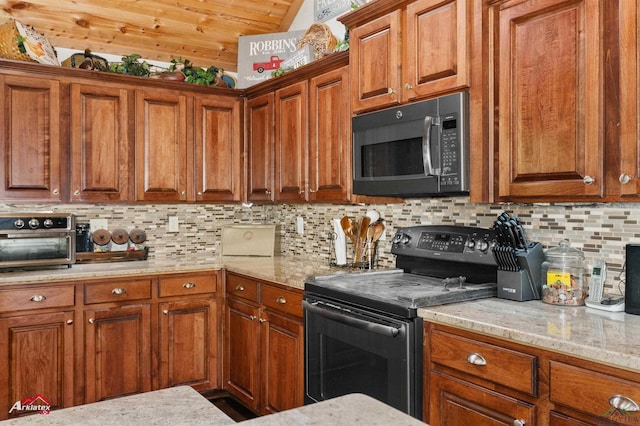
[296,216,304,235]
[168,216,179,232]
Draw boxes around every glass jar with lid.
[541,240,586,305]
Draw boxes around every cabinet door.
[224,297,260,411]
[70,83,131,202]
[493,0,604,200]
[309,66,350,203]
[349,10,402,113]
[135,89,188,202]
[428,372,535,426]
[0,311,74,420]
[260,309,304,415]
[0,75,61,201]
[84,304,152,402]
[245,93,275,202]
[404,0,471,101]
[275,81,307,202]
[194,95,242,202]
[158,299,217,390]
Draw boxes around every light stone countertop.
[418,298,640,373]
[0,255,346,289]
[0,387,427,426]
[0,386,236,425]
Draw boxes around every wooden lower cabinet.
[224,272,304,415]
[426,322,640,426]
[158,299,218,390]
[0,311,74,420]
[84,304,152,402]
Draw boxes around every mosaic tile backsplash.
[2,198,637,294]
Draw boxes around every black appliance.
[303,225,498,420]
[626,244,640,314]
[0,213,76,269]
[76,223,93,253]
[352,92,469,198]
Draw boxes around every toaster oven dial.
[14,219,25,229]
[43,219,53,228]
[28,218,40,229]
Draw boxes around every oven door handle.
[302,300,400,338]
[0,232,69,239]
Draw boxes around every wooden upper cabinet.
[349,10,402,112]
[346,0,471,114]
[275,81,308,203]
[135,89,188,202]
[70,83,131,202]
[493,0,604,201]
[404,0,471,101]
[0,74,62,201]
[246,93,275,203]
[309,66,350,203]
[194,95,242,202]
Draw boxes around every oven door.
[303,295,422,419]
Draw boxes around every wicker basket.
[61,49,109,71]
[298,23,338,59]
[0,20,35,62]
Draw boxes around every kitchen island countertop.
[419,298,640,373]
[0,386,427,425]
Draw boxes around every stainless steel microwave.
[352,92,469,197]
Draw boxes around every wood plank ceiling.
[0,0,305,72]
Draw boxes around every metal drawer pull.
[112,287,127,295]
[609,395,640,412]
[466,353,487,366]
[30,295,46,302]
[235,284,245,291]
[276,296,286,304]
[183,282,196,289]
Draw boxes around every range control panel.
[391,225,496,265]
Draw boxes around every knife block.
[497,243,544,301]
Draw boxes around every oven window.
[361,137,424,178]
[320,335,389,401]
[0,237,69,261]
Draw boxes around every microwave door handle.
[422,116,440,176]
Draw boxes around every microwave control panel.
[439,112,461,189]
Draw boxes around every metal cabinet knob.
[66,319,73,325]
[513,420,526,426]
[183,282,196,289]
[30,295,46,302]
[265,190,271,195]
[181,191,186,196]
[74,189,80,196]
[197,191,203,196]
[583,175,595,185]
[112,287,127,295]
[163,310,169,315]
[88,318,95,324]
[466,353,487,366]
[52,188,59,195]
[619,174,632,184]
[387,88,395,94]
[609,394,640,412]
[235,284,245,291]
[259,318,267,324]
[249,315,256,321]
[276,296,287,304]
[404,83,413,90]
[309,189,316,193]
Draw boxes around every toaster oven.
[0,213,76,269]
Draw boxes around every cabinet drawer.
[226,274,259,303]
[430,329,537,396]
[261,285,303,318]
[0,285,75,312]
[84,279,152,304]
[550,361,640,419]
[158,273,217,297]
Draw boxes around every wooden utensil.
[355,216,371,265]
[340,216,356,244]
